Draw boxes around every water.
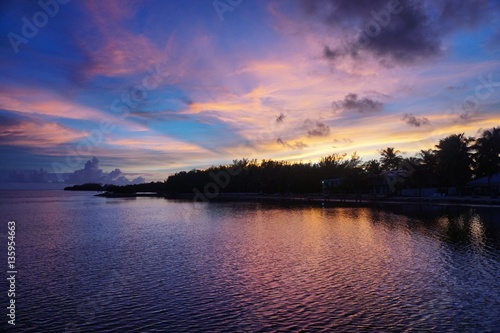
[1,190,500,332]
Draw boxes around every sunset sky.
[1,0,500,185]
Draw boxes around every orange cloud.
[107,136,209,154]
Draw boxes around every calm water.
[1,190,500,332]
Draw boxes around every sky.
[1,0,500,186]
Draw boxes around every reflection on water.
[1,190,499,332]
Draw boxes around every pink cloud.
[75,0,174,79]
[0,85,149,133]
[0,120,87,147]
[0,86,104,120]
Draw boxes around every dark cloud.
[332,93,384,113]
[333,138,353,144]
[332,137,353,148]
[66,157,145,185]
[363,90,390,99]
[302,0,496,66]
[455,99,480,122]
[459,110,476,123]
[276,113,286,123]
[402,113,430,127]
[277,138,308,150]
[304,120,331,137]
[323,45,341,60]
[462,99,480,113]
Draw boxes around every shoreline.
[159,193,500,208]
[93,191,500,208]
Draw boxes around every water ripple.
[2,192,500,332]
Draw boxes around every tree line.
[165,127,499,196]
[66,127,499,196]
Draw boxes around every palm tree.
[473,127,500,194]
[417,149,438,187]
[434,133,474,193]
[419,149,438,169]
[380,147,403,171]
[363,159,382,175]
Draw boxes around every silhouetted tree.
[473,127,500,194]
[380,147,403,171]
[161,127,497,197]
[363,159,382,175]
[416,149,439,187]
[435,133,473,192]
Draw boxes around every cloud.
[446,85,464,91]
[66,157,145,185]
[333,137,353,144]
[73,0,171,79]
[402,113,430,127]
[276,112,286,123]
[277,138,308,150]
[443,96,480,124]
[332,93,384,113]
[331,137,353,148]
[0,112,87,147]
[0,86,106,121]
[302,0,496,66]
[305,120,331,137]
[0,113,21,127]
[323,45,341,60]
[459,110,476,123]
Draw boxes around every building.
[468,173,500,195]
[321,178,344,193]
